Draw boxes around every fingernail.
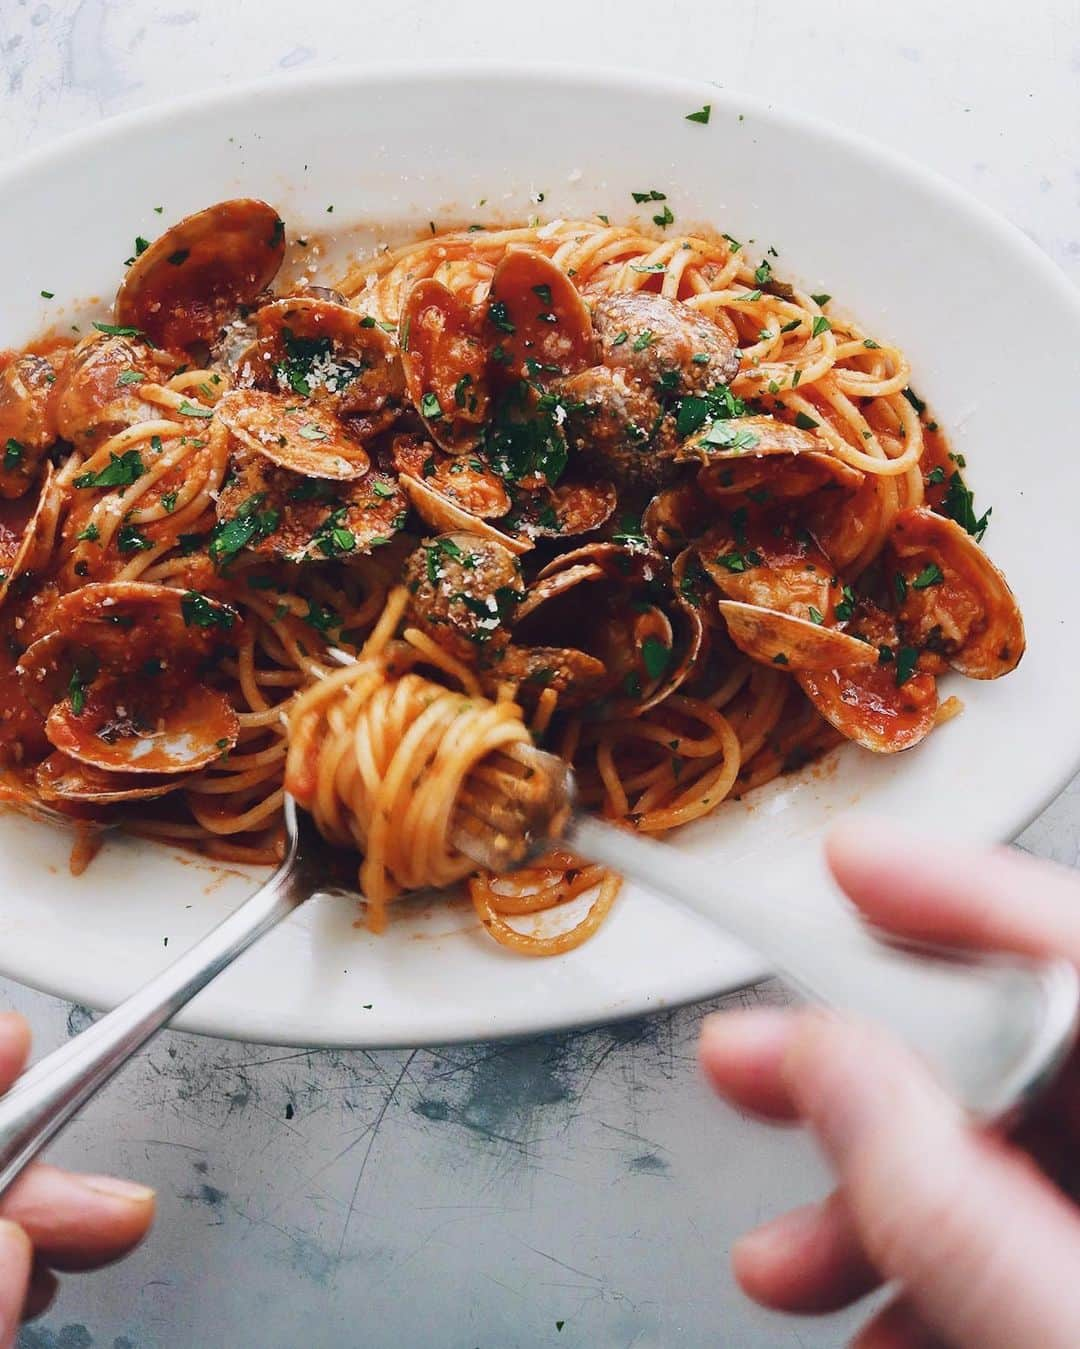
[80,1175,155,1203]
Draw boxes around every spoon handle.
[566,814,1079,1119]
[0,841,305,1197]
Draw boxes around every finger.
[21,1262,57,1322]
[826,818,1080,963]
[784,1011,1080,1349]
[732,1188,880,1312]
[852,1296,950,1349]
[698,1008,800,1120]
[0,1015,31,1096]
[0,1220,32,1348]
[0,1166,154,1271]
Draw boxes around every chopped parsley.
[304,602,341,632]
[117,523,153,553]
[297,422,328,441]
[611,331,629,347]
[74,450,146,489]
[700,421,759,452]
[810,315,831,338]
[167,249,190,266]
[117,369,144,386]
[894,572,908,604]
[3,439,23,471]
[420,392,443,420]
[863,338,880,349]
[482,396,568,486]
[834,585,856,622]
[807,605,824,625]
[641,636,671,682]
[811,293,831,307]
[92,321,146,339]
[76,522,100,542]
[894,646,919,686]
[902,387,927,415]
[653,204,674,228]
[161,490,178,513]
[532,283,553,306]
[912,562,945,590]
[177,399,213,420]
[685,104,711,124]
[754,261,772,286]
[68,668,86,716]
[181,591,235,630]
[40,289,54,299]
[715,550,761,573]
[793,411,819,430]
[927,466,945,485]
[629,262,666,274]
[632,330,654,351]
[943,471,991,541]
[488,300,515,334]
[631,189,667,204]
[208,493,279,566]
[779,318,802,334]
[675,383,746,437]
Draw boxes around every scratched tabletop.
[2,3,1079,1346]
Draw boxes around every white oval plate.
[0,65,1077,1047]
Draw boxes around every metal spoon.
[0,756,1073,1198]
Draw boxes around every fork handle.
[0,845,305,1197]
[566,814,1079,1119]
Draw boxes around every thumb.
[782,1013,1080,1349]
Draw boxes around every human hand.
[0,1013,154,1342]
[699,819,1080,1349]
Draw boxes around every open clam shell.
[114,198,286,353]
[36,751,188,803]
[486,249,596,380]
[217,389,371,480]
[45,680,238,775]
[717,600,878,671]
[0,354,58,497]
[0,461,55,610]
[400,279,491,451]
[392,436,510,520]
[247,295,404,418]
[888,506,1025,679]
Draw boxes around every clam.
[492,644,608,709]
[0,462,55,610]
[516,542,699,712]
[399,279,491,451]
[114,198,286,354]
[0,354,59,497]
[591,291,740,391]
[246,295,403,424]
[485,249,596,380]
[53,333,168,446]
[45,679,238,774]
[215,447,405,562]
[697,525,840,622]
[888,506,1025,679]
[679,416,864,501]
[400,474,530,555]
[392,435,510,520]
[643,482,713,555]
[798,660,938,754]
[506,479,617,542]
[716,600,878,671]
[796,601,938,752]
[402,532,524,663]
[36,751,187,803]
[16,581,239,713]
[217,389,370,480]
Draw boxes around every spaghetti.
[0,199,1024,955]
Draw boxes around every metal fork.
[0,754,1074,1199]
